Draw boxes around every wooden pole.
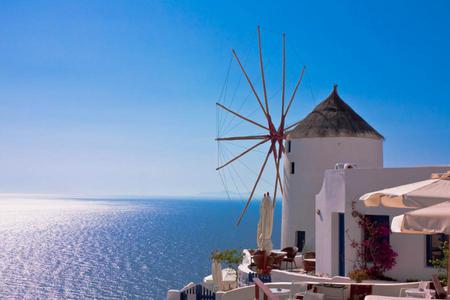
[232,49,268,117]
[272,146,284,207]
[281,33,286,120]
[448,234,449,294]
[284,66,305,118]
[216,138,269,170]
[215,134,270,141]
[216,102,270,131]
[276,155,284,192]
[253,278,280,300]
[273,161,279,208]
[258,26,270,115]
[237,146,272,225]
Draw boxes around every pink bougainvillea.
[348,202,398,279]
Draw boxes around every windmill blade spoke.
[236,145,273,225]
[272,156,280,207]
[272,144,284,206]
[216,138,270,171]
[276,152,284,195]
[277,172,283,195]
[216,102,270,131]
[273,174,279,208]
[284,65,306,118]
[216,134,270,141]
[281,33,286,120]
[285,120,301,131]
[257,26,270,115]
[231,49,268,117]
[222,144,274,187]
[222,106,260,137]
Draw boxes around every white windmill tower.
[282,85,384,250]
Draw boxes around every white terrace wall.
[316,166,450,281]
[214,281,422,300]
[282,137,383,250]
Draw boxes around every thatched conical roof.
[288,85,383,140]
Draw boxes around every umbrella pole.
[447,234,450,294]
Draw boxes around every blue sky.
[0,1,449,196]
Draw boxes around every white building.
[168,85,449,299]
[282,85,448,280]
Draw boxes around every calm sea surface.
[0,197,281,299]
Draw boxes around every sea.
[0,197,281,299]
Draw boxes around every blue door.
[338,213,345,276]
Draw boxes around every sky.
[0,1,449,197]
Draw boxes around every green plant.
[211,250,222,262]
[429,241,448,285]
[348,268,369,283]
[210,249,244,280]
[347,201,398,279]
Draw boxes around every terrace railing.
[180,284,215,300]
[254,278,279,300]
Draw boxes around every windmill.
[216,26,306,225]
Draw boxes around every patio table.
[270,287,290,299]
[271,250,288,256]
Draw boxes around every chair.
[249,249,265,268]
[303,251,316,272]
[432,274,447,299]
[254,249,266,256]
[252,253,274,275]
[282,246,299,270]
[270,253,286,269]
[303,251,315,259]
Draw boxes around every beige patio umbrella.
[391,201,450,292]
[211,259,223,291]
[361,172,450,208]
[257,193,274,253]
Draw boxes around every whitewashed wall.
[282,137,383,249]
[316,166,450,281]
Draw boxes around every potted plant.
[349,268,369,283]
[210,249,243,283]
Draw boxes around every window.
[287,140,291,153]
[296,231,305,252]
[290,162,295,174]
[426,234,448,267]
[364,215,390,262]
[364,215,390,241]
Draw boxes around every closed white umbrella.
[391,201,450,292]
[211,259,223,291]
[360,172,450,208]
[257,193,274,253]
